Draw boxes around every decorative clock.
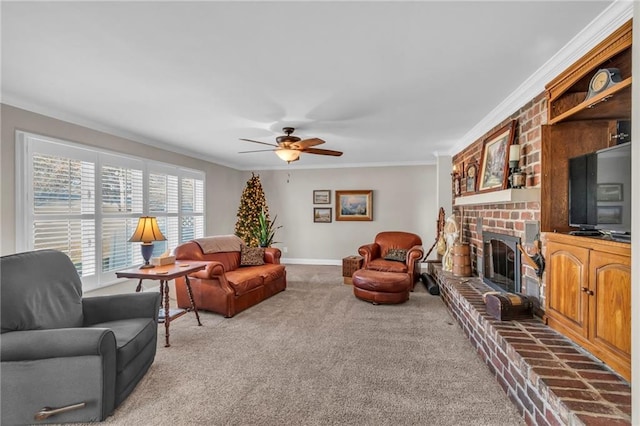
[585,68,622,100]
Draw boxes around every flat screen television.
[568,141,631,240]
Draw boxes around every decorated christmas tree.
[234,173,271,247]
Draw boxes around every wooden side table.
[342,255,363,285]
[116,261,207,347]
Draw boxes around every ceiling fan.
[239,127,343,163]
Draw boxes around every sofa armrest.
[189,261,225,279]
[82,292,161,325]
[406,245,424,266]
[358,243,380,267]
[179,261,234,295]
[264,247,281,264]
[0,328,116,362]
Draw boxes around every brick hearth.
[430,264,631,426]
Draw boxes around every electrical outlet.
[283,247,288,253]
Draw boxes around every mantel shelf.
[454,188,541,206]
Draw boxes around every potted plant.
[252,208,282,247]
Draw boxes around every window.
[16,132,206,290]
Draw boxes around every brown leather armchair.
[358,231,424,289]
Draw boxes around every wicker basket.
[342,255,363,284]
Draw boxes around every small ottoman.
[352,269,411,305]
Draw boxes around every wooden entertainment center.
[541,20,632,381]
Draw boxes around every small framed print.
[453,175,462,196]
[313,207,332,223]
[466,162,477,193]
[597,206,622,224]
[313,190,331,204]
[596,183,623,201]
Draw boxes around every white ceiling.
[2,1,615,170]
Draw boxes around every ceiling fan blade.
[291,138,325,150]
[239,138,279,148]
[303,148,343,157]
[238,149,276,154]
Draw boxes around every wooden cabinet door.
[589,250,631,363]
[545,241,590,339]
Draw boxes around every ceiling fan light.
[275,149,300,163]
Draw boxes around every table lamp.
[129,216,166,269]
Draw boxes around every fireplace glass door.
[483,232,521,293]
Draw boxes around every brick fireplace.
[445,92,631,424]
[452,93,545,305]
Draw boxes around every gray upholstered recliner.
[1,250,161,424]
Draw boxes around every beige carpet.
[97,265,524,426]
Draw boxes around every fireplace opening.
[482,232,521,293]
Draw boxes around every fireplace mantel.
[454,188,540,206]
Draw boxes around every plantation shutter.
[149,172,179,255]
[17,131,206,290]
[100,163,144,272]
[180,177,204,243]
[31,151,97,278]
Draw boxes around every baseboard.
[282,258,341,266]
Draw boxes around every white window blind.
[148,172,179,255]
[16,132,206,290]
[30,151,97,279]
[180,177,205,243]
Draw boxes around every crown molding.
[4,2,631,171]
[432,151,453,159]
[4,96,436,171]
[241,159,435,172]
[446,0,633,156]
[1,95,240,170]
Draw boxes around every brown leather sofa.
[173,237,286,318]
[358,231,423,289]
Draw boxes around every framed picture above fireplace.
[478,120,517,193]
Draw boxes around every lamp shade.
[128,216,166,243]
[275,149,300,163]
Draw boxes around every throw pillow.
[384,248,407,262]
[240,246,265,266]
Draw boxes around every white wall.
[0,104,445,294]
[250,165,439,264]
[435,154,453,217]
[0,104,244,256]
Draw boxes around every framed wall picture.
[453,175,461,196]
[597,206,622,224]
[313,207,332,223]
[596,183,623,201]
[313,190,331,204]
[478,120,517,193]
[466,162,478,193]
[335,190,373,221]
